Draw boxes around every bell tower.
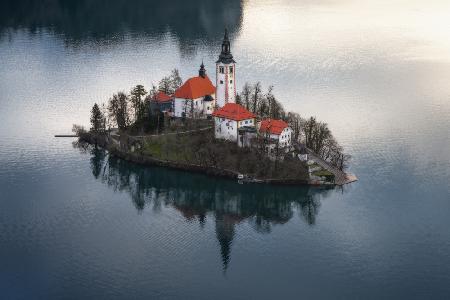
[216,29,236,108]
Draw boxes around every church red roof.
[259,119,289,135]
[212,103,255,121]
[153,91,172,103]
[174,76,215,99]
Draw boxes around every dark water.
[1,0,450,299]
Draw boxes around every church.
[173,29,247,117]
[171,29,256,145]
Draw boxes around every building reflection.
[88,148,332,270]
[0,0,242,54]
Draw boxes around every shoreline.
[81,132,317,186]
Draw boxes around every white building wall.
[278,127,293,147]
[174,98,187,118]
[216,62,236,108]
[214,117,255,142]
[259,126,293,148]
[203,93,216,116]
[214,117,238,141]
[174,97,209,118]
[236,119,255,128]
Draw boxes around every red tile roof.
[259,119,289,135]
[174,76,215,99]
[212,103,256,121]
[153,91,172,103]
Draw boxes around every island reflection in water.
[86,146,334,269]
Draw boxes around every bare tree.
[241,83,252,110]
[170,69,183,92]
[287,112,302,143]
[251,82,262,114]
[158,69,183,95]
[158,76,172,94]
[107,92,130,130]
[301,116,350,170]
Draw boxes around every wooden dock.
[306,149,357,186]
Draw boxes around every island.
[73,30,356,186]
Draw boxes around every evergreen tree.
[90,103,105,133]
[130,84,147,122]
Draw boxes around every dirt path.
[306,149,357,185]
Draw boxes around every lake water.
[1,0,450,299]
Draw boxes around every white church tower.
[216,29,236,108]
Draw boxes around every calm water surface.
[1,0,450,299]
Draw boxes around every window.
[220,80,224,84]
[219,66,224,74]
[229,66,233,74]
[230,80,233,84]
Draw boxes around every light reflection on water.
[1,0,450,298]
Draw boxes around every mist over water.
[1,0,449,299]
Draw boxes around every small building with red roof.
[258,118,293,148]
[212,103,256,146]
[173,63,216,118]
[150,91,173,113]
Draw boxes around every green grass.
[312,170,334,177]
[142,141,162,157]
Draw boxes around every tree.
[301,116,350,170]
[251,82,262,114]
[287,112,302,143]
[158,69,183,95]
[235,93,242,105]
[265,86,284,119]
[148,84,158,99]
[169,68,183,92]
[158,76,172,94]
[130,84,147,122]
[241,83,252,110]
[107,92,130,130]
[90,103,105,133]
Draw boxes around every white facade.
[214,117,254,142]
[173,95,215,118]
[260,127,293,148]
[203,98,215,116]
[277,127,293,147]
[216,62,236,108]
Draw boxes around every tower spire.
[224,28,229,41]
[199,60,206,78]
[217,28,234,63]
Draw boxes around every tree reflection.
[87,148,333,270]
[0,0,242,54]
